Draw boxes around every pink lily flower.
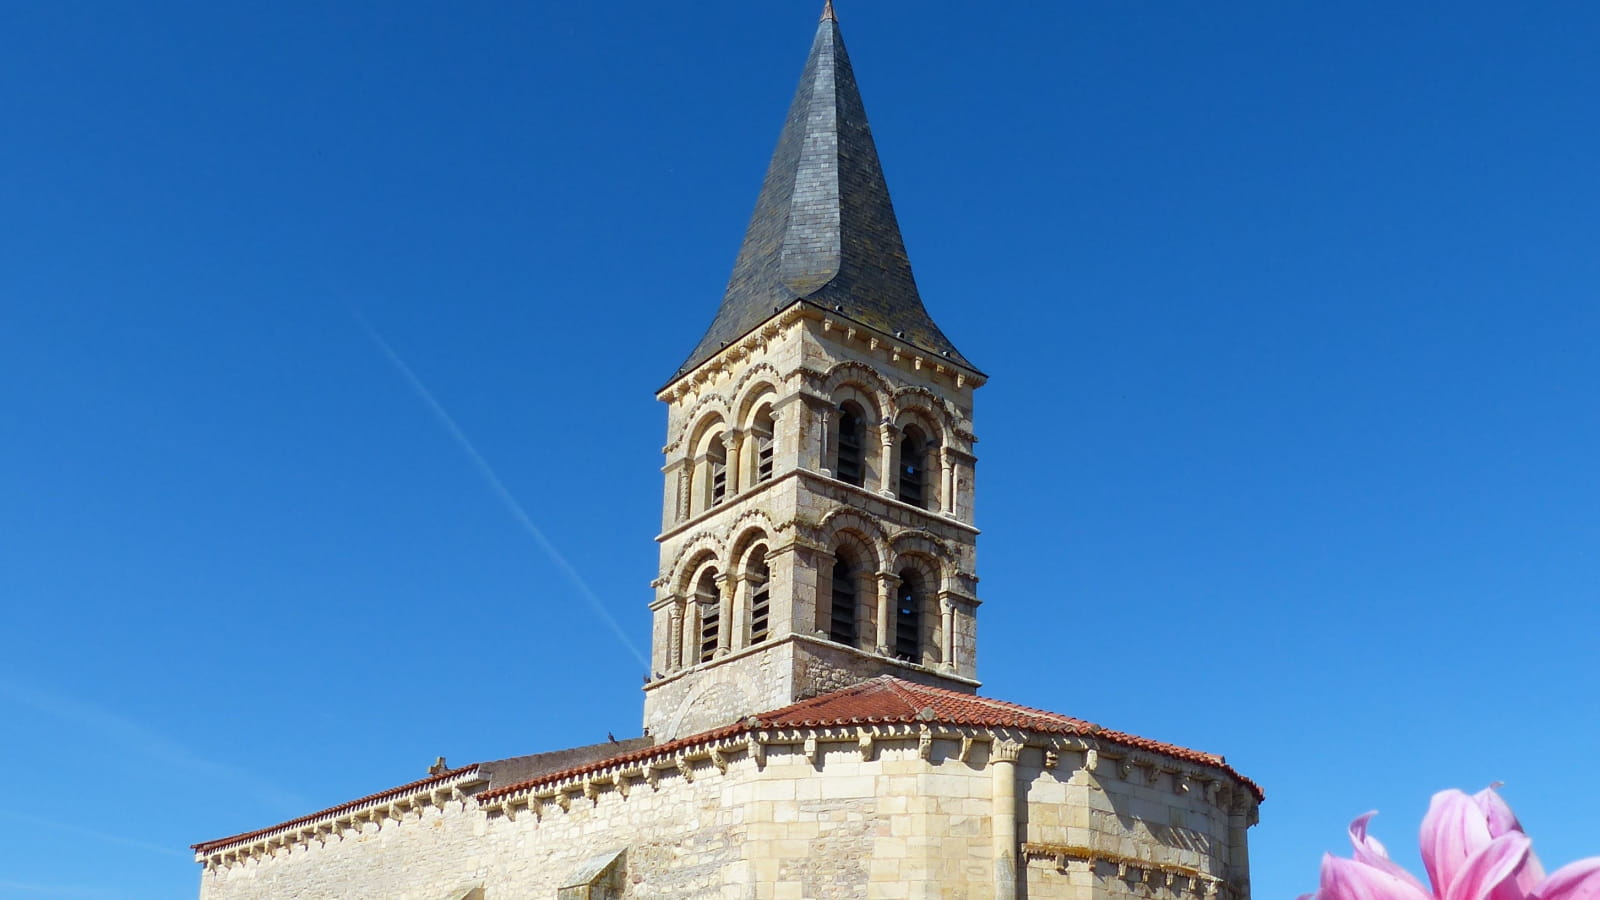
[1312,787,1600,900]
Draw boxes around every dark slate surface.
[477,737,654,791]
[673,11,976,381]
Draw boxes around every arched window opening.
[829,556,858,646]
[894,569,924,661]
[836,404,865,487]
[696,570,720,663]
[708,438,729,506]
[897,425,927,508]
[748,551,771,645]
[753,407,776,484]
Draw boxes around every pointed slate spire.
[674,4,975,378]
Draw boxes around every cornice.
[658,306,808,401]
[194,766,485,868]
[654,471,795,544]
[475,716,1253,828]
[660,303,987,404]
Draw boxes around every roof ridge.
[909,681,1098,728]
[878,676,936,713]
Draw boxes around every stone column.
[725,431,744,496]
[939,447,955,515]
[991,740,1023,900]
[879,422,897,497]
[682,600,699,666]
[667,603,684,670]
[1228,792,1254,900]
[939,593,956,669]
[736,573,763,645]
[875,572,899,655]
[728,574,748,651]
[715,574,734,657]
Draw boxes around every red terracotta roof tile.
[481,677,1262,802]
[202,679,1261,848]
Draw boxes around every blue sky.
[3,1,1597,897]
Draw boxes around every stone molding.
[654,470,795,543]
[1021,842,1235,898]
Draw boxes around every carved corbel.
[710,745,729,774]
[677,756,695,783]
[958,735,975,763]
[918,728,934,761]
[614,771,630,799]
[644,765,661,791]
[859,732,875,762]
[555,790,571,813]
[804,735,819,765]
[1085,747,1099,773]
[583,779,599,804]
[747,733,766,769]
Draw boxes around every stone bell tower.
[643,2,986,741]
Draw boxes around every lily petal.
[1473,787,1546,899]
[1446,834,1533,900]
[1323,854,1437,900]
[1351,812,1430,893]
[1424,790,1496,899]
[1533,859,1600,900]
[1474,786,1525,837]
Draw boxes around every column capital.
[991,740,1024,765]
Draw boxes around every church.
[192,5,1261,898]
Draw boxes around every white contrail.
[355,312,649,669]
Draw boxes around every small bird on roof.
[607,732,618,744]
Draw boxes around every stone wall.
[197,729,1254,900]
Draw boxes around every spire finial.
[821,0,836,23]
